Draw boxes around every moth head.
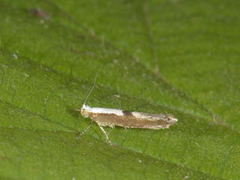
[80,104,91,118]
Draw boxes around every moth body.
[80,104,177,129]
[77,76,178,144]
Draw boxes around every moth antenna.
[83,74,98,106]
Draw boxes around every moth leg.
[97,124,112,144]
[76,122,93,139]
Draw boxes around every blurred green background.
[0,0,239,179]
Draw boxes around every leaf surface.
[0,0,239,179]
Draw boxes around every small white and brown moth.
[76,78,178,143]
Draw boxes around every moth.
[76,78,178,143]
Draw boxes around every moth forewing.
[78,104,178,143]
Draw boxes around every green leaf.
[0,0,239,179]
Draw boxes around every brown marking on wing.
[122,110,133,116]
